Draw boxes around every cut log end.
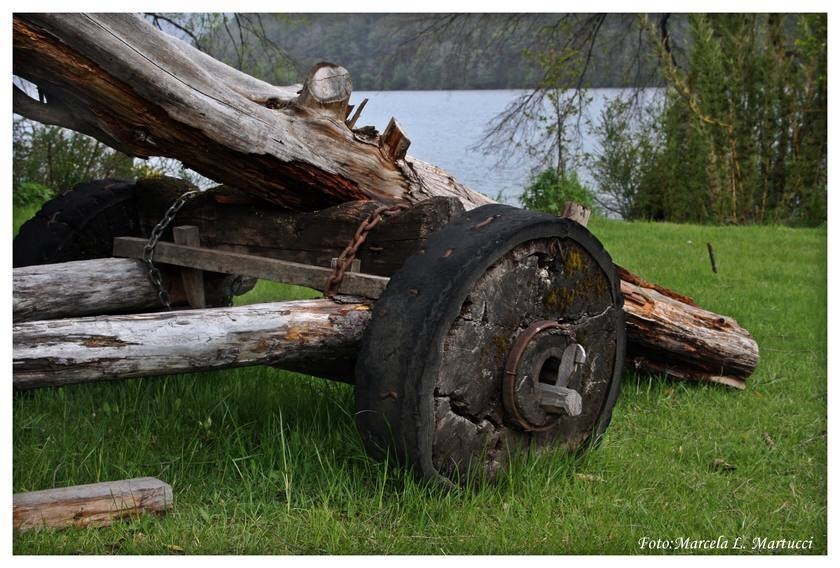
[297,61,352,120]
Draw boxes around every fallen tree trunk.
[12,13,493,212]
[11,13,758,390]
[13,299,372,389]
[618,268,757,390]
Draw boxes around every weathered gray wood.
[13,477,172,531]
[13,257,256,322]
[113,237,388,299]
[346,97,368,129]
[297,62,352,119]
[14,299,372,389]
[13,258,169,322]
[13,13,493,212]
[13,191,462,322]
[13,254,757,391]
[173,226,206,308]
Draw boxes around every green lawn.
[12,209,826,554]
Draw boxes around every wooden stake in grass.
[707,242,718,273]
[13,477,173,531]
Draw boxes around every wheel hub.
[503,320,587,431]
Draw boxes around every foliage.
[520,168,596,215]
[12,113,215,207]
[193,14,658,92]
[586,14,827,225]
[588,95,662,218]
[12,118,137,206]
[13,181,54,209]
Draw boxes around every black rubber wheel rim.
[13,179,140,267]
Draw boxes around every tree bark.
[14,477,172,531]
[12,13,493,212]
[10,14,758,390]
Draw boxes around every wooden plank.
[173,225,206,308]
[114,237,388,299]
[14,298,372,389]
[13,477,173,531]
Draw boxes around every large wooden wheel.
[355,204,626,485]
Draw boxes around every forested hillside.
[201,13,663,90]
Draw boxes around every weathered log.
[13,477,172,531]
[13,265,757,392]
[13,299,372,389]
[618,267,757,390]
[14,258,166,322]
[13,258,254,322]
[570,207,758,389]
[12,13,493,212]
[297,61,352,120]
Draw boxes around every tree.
[12,116,136,207]
[629,13,827,225]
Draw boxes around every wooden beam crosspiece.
[113,236,388,299]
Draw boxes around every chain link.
[142,190,201,310]
[324,203,410,297]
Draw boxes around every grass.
[12,208,826,554]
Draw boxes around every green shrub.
[520,168,596,215]
[13,180,54,208]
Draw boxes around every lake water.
[351,89,657,205]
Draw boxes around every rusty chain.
[142,190,201,310]
[324,203,410,297]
